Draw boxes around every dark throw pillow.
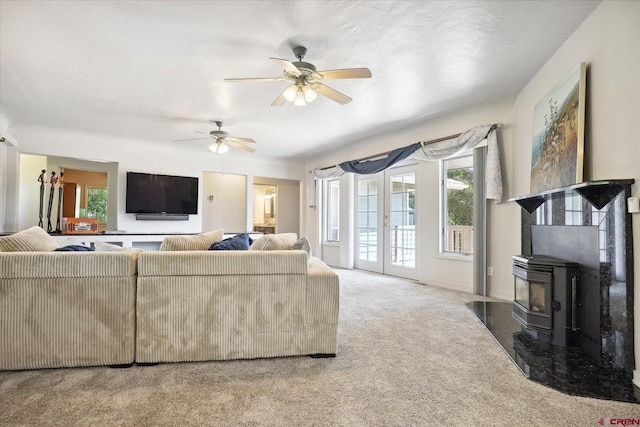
[208,233,253,251]
[54,244,95,252]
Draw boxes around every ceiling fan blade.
[227,140,255,153]
[271,89,287,106]
[173,137,211,142]
[195,131,208,134]
[270,57,302,76]
[228,136,256,143]
[312,83,352,105]
[316,68,372,80]
[224,77,288,82]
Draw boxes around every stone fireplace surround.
[470,179,638,403]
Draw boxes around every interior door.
[354,164,418,280]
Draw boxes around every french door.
[355,164,418,280]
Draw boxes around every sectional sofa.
[0,227,339,370]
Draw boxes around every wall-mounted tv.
[125,172,199,215]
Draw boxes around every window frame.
[439,153,474,258]
[324,178,340,243]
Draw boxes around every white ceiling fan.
[173,121,255,154]
[224,45,372,106]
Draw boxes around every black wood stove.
[512,255,580,347]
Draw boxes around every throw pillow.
[54,244,95,252]
[290,236,311,257]
[249,233,297,251]
[94,241,127,252]
[159,229,224,251]
[58,237,84,247]
[0,226,60,252]
[209,233,253,251]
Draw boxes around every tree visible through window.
[87,187,108,223]
[442,155,474,254]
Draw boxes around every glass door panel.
[355,175,383,273]
[384,165,418,280]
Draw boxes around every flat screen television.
[126,172,199,215]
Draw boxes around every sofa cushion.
[249,233,297,251]
[159,229,224,251]
[209,233,252,251]
[0,226,60,252]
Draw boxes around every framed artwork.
[530,63,586,193]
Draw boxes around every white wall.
[510,0,640,385]
[0,110,19,232]
[202,172,247,233]
[0,144,19,232]
[17,154,47,231]
[9,125,305,233]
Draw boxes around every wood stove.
[512,255,580,347]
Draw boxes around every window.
[441,155,474,254]
[324,179,340,242]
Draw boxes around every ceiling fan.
[224,46,372,106]
[173,121,255,154]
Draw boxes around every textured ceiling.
[0,0,601,160]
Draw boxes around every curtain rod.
[317,123,501,171]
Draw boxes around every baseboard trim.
[633,371,640,389]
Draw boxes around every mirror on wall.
[253,177,300,235]
[18,154,118,232]
[253,184,277,234]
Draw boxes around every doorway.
[354,164,418,280]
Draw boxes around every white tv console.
[51,232,263,251]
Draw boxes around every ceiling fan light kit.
[224,45,372,107]
[208,141,229,154]
[173,121,255,155]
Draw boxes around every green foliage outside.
[447,168,473,226]
[87,188,108,223]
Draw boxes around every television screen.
[126,172,199,215]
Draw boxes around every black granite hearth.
[468,301,640,404]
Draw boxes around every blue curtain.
[339,142,421,175]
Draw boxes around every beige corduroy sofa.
[0,250,140,370]
[135,250,340,364]
[0,228,339,370]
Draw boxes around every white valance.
[311,124,502,202]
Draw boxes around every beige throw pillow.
[249,233,298,251]
[94,241,127,251]
[0,226,60,252]
[159,229,224,251]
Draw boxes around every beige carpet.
[1,268,638,426]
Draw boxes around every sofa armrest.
[305,257,340,325]
[0,251,141,279]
